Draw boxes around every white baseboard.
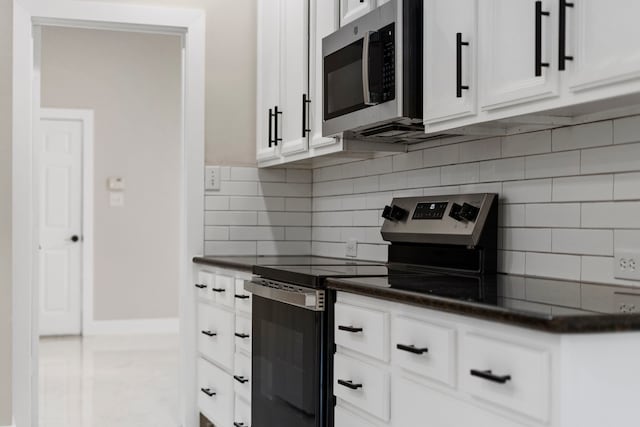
[83,317,179,335]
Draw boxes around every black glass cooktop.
[253,264,392,288]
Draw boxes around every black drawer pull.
[234,423,246,427]
[470,369,512,384]
[235,332,250,339]
[338,379,363,390]
[234,294,250,300]
[201,330,217,337]
[456,32,470,98]
[234,375,249,384]
[200,387,216,397]
[338,325,363,333]
[396,344,429,355]
[559,0,574,70]
[195,284,207,289]
[211,287,226,293]
[535,1,551,76]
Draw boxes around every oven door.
[248,280,326,427]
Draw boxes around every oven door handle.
[362,31,374,106]
[244,279,325,311]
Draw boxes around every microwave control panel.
[381,23,395,102]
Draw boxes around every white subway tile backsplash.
[341,195,367,211]
[258,211,312,227]
[582,202,640,228]
[500,204,526,227]
[364,156,393,176]
[205,196,230,210]
[459,137,501,162]
[230,226,285,241]
[393,151,424,172]
[407,167,441,188]
[501,131,551,157]
[581,142,640,174]
[614,172,640,200]
[313,164,343,182]
[229,196,285,211]
[285,227,312,241]
[614,230,640,252]
[525,252,581,281]
[479,157,525,182]
[258,241,312,256]
[552,229,613,256]
[204,241,257,256]
[525,151,580,179]
[230,167,260,181]
[552,121,613,151]
[365,192,394,209]
[503,228,551,252]
[285,197,312,212]
[525,203,581,228]
[341,161,367,179]
[459,182,502,195]
[581,256,640,286]
[380,171,409,191]
[257,168,287,182]
[218,181,258,196]
[205,211,258,226]
[313,196,342,212]
[353,176,379,193]
[313,227,341,242]
[259,182,312,197]
[286,169,312,183]
[312,211,353,227]
[313,179,354,197]
[423,144,459,168]
[204,226,229,241]
[441,163,480,185]
[613,115,640,145]
[498,251,526,275]
[552,175,613,202]
[502,179,552,203]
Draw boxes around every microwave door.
[323,38,366,121]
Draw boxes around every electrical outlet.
[346,239,358,258]
[614,251,640,281]
[205,166,221,191]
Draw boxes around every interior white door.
[38,117,83,336]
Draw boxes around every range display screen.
[412,202,448,220]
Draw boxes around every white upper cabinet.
[478,0,560,111]
[424,0,478,124]
[566,0,640,94]
[340,0,375,26]
[279,0,310,156]
[309,0,339,149]
[256,0,282,161]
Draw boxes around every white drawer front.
[235,314,252,355]
[335,302,389,362]
[233,352,252,403]
[334,353,390,421]
[235,279,252,314]
[213,273,235,308]
[198,303,235,371]
[460,332,551,422]
[335,405,376,427]
[198,358,234,427]
[196,271,214,302]
[392,316,456,387]
[234,395,251,427]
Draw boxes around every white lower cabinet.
[193,265,253,426]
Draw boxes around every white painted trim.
[83,318,180,336]
[13,2,206,427]
[38,108,95,338]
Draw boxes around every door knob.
[70,235,79,243]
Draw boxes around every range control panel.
[381,193,498,247]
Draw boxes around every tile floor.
[39,334,180,427]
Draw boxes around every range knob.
[449,203,464,222]
[460,203,480,222]
[381,205,409,222]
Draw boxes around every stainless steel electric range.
[246,193,499,427]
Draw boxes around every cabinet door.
[567,0,640,93]
[279,0,310,156]
[309,0,340,149]
[340,0,375,26]
[256,0,282,161]
[424,0,478,124]
[479,0,560,111]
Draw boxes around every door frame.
[37,108,94,337]
[12,1,205,426]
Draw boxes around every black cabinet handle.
[268,108,274,148]
[456,33,470,98]
[234,294,250,300]
[234,375,249,384]
[195,284,207,289]
[338,325,363,333]
[201,330,217,337]
[235,332,250,339]
[234,423,246,427]
[200,387,216,397]
[274,106,282,146]
[302,94,312,137]
[559,0,574,70]
[338,379,363,390]
[211,287,226,293]
[535,1,551,77]
[396,344,429,355]
[470,369,512,384]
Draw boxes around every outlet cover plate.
[205,166,221,191]
[614,251,640,281]
[346,239,357,258]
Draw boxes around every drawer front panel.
[334,353,390,421]
[233,352,252,403]
[460,332,551,422]
[196,271,214,302]
[234,278,252,314]
[334,405,376,427]
[213,273,235,308]
[235,314,252,355]
[234,395,251,427]
[335,302,389,361]
[197,358,234,427]
[392,315,456,386]
[198,303,235,371]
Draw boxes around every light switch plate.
[614,251,640,281]
[346,239,358,258]
[205,166,221,191]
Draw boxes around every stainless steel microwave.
[322,0,424,144]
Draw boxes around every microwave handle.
[362,31,375,106]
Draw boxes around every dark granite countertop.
[327,274,640,333]
[192,255,383,273]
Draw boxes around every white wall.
[41,26,182,321]
[311,118,640,287]
[0,0,12,423]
